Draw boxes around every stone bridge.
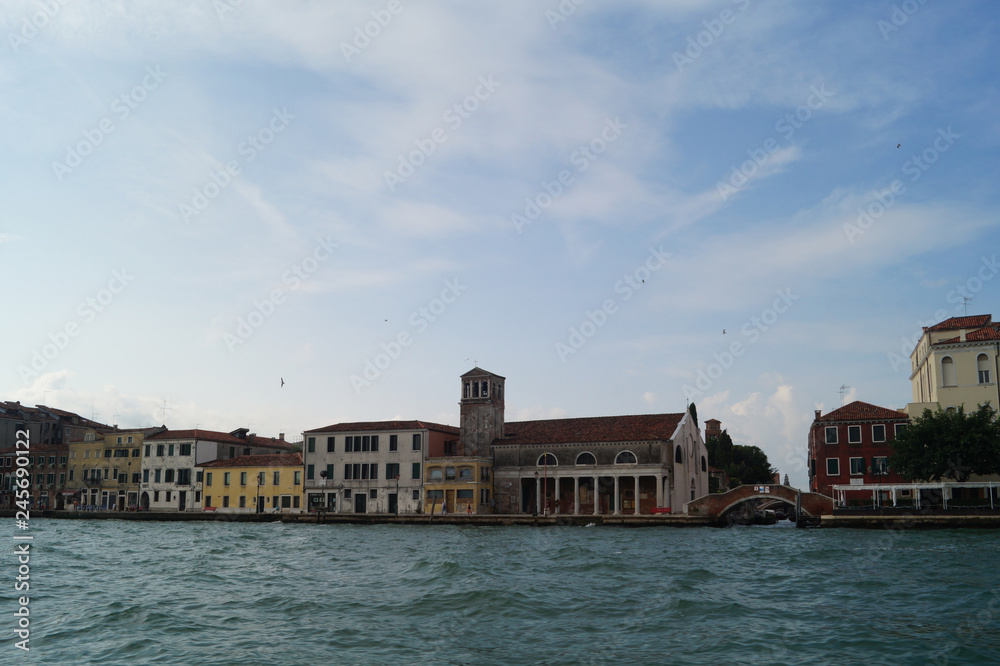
[686,484,833,522]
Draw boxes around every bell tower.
[459,367,505,457]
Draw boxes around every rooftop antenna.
[158,399,171,425]
[838,384,851,406]
[963,296,972,316]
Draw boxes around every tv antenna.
[962,296,972,316]
[158,399,171,425]
[838,384,851,406]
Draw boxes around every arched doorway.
[140,491,150,511]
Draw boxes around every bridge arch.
[686,484,833,521]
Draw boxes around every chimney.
[960,330,966,342]
[279,433,285,441]
[814,409,822,420]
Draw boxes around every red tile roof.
[814,401,908,423]
[966,324,1000,341]
[199,453,302,468]
[925,315,992,331]
[148,429,248,444]
[304,420,459,435]
[496,414,685,446]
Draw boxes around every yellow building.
[907,314,1000,418]
[66,427,163,510]
[199,453,304,514]
[423,458,492,514]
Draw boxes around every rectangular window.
[258,472,265,486]
[154,469,161,483]
[143,469,149,483]
[127,436,133,444]
[459,467,472,479]
[196,471,203,483]
[850,457,866,475]
[353,463,361,480]
[370,463,378,480]
[826,458,840,476]
[326,464,334,480]
[229,447,235,458]
[345,436,353,453]
[361,464,369,480]
[132,448,140,457]
[49,456,56,465]
[389,435,398,451]
[282,496,292,508]
[205,496,212,507]
[872,424,886,443]
[105,449,112,458]
[412,434,422,451]
[386,463,400,479]
[69,469,75,481]
[307,437,316,453]
[371,435,378,452]
[273,471,280,485]
[327,437,335,453]
[180,443,192,456]
[224,472,231,486]
[59,473,66,485]
[307,464,315,480]
[369,489,377,500]
[117,436,123,444]
[223,496,230,508]
[154,491,159,502]
[145,445,150,457]
[412,489,419,501]
[412,462,421,479]
[895,423,907,437]
[157,445,164,456]
[168,444,175,456]
[239,496,246,508]
[980,369,991,384]
[177,469,191,485]
[112,468,119,480]
[362,435,370,452]
[164,469,175,483]
[132,473,141,483]
[873,457,889,475]
[206,472,213,486]
[293,496,301,509]
[457,489,473,499]
[848,426,862,444]
[344,464,352,480]
[47,473,55,484]
[273,495,279,507]
[240,472,247,486]
[824,427,837,444]
[294,471,301,485]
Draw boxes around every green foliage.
[706,429,776,486]
[889,403,1000,482]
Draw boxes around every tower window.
[473,382,479,398]
[481,381,489,397]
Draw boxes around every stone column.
[593,476,599,515]
[634,476,641,515]
[554,476,560,515]
[577,477,582,514]
[613,476,620,515]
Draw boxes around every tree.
[890,403,1000,482]
[689,402,698,428]
[706,430,776,486]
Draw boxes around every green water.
[8,519,1000,664]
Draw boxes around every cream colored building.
[907,314,1000,418]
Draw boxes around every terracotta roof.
[966,324,1000,341]
[199,453,302,468]
[496,414,684,446]
[304,420,459,435]
[925,315,992,331]
[814,401,908,423]
[246,435,297,451]
[148,429,247,443]
[461,367,506,379]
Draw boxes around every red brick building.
[808,401,910,498]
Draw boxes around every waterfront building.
[301,421,459,514]
[140,428,296,511]
[0,400,111,449]
[65,426,165,510]
[199,453,304,514]
[906,314,1000,418]
[0,442,69,509]
[807,401,909,499]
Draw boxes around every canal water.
[10,519,1000,664]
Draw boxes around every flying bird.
[280,378,285,388]
[896,144,901,148]
[723,329,726,335]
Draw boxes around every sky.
[2,0,998,489]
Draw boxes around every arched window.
[675,445,683,464]
[701,456,707,472]
[941,356,957,387]
[576,452,596,465]
[615,451,637,464]
[978,354,991,384]
[537,453,557,466]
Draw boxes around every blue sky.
[2,0,998,488]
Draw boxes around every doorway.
[178,491,186,512]
[354,493,367,513]
[388,493,398,514]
